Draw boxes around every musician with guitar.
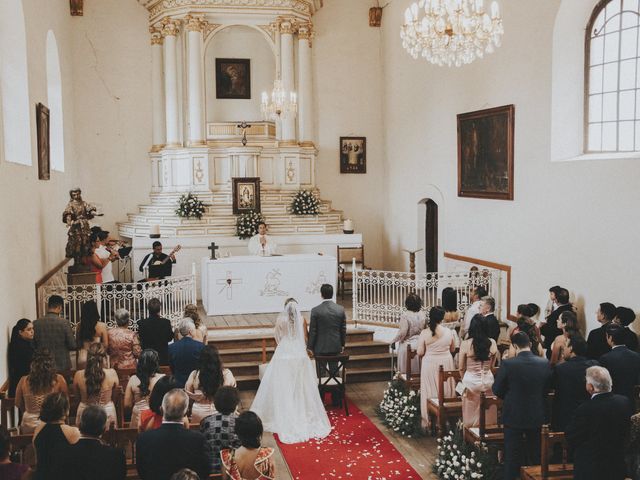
[138,241,181,279]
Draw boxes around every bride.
[251,298,331,444]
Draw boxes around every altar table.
[201,254,337,315]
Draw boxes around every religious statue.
[62,188,96,264]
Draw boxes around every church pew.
[427,365,462,436]
[8,432,35,467]
[520,425,573,480]
[463,392,504,446]
[397,344,421,392]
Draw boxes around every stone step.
[210,329,374,350]
[125,213,343,228]
[117,222,345,237]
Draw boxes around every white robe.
[248,234,277,256]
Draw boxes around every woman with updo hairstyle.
[615,306,639,351]
[442,287,461,324]
[416,306,455,429]
[107,308,141,369]
[389,293,425,375]
[549,310,581,365]
[183,303,208,343]
[8,318,34,397]
[459,314,498,427]
[124,349,164,429]
[15,349,68,433]
[76,300,109,369]
[185,345,236,423]
[73,343,119,427]
[221,411,275,480]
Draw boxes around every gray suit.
[307,300,347,354]
[33,312,76,370]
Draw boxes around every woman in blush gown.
[251,299,331,444]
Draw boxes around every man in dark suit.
[52,405,126,479]
[169,318,205,388]
[480,296,501,342]
[137,389,209,480]
[566,365,633,480]
[586,302,616,359]
[540,288,573,359]
[139,241,177,278]
[138,298,174,365]
[551,335,598,431]
[615,306,639,351]
[493,332,552,480]
[599,323,640,403]
[33,295,76,370]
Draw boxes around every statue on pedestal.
[62,188,96,265]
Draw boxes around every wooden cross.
[208,242,219,260]
[237,121,251,146]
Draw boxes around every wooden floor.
[238,382,437,480]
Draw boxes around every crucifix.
[208,242,219,260]
[70,0,83,16]
[237,121,251,146]
[216,271,243,300]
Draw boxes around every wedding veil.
[275,299,304,345]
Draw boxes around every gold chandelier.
[261,80,298,120]
[401,0,504,67]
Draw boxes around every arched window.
[586,0,640,152]
[46,30,64,172]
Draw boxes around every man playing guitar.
[139,241,181,279]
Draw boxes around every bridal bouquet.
[290,190,320,215]
[433,424,498,479]
[376,377,422,437]
[236,210,265,239]
[175,192,207,220]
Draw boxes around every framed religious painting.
[340,136,366,173]
[232,177,261,214]
[457,104,515,200]
[216,58,251,99]
[36,102,50,181]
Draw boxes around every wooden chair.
[113,385,126,428]
[315,354,350,416]
[105,424,139,478]
[463,392,504,446]
[398,344,420,392]
[0,396,18,431]
[426,365,462,436]
[337,246,366,299]
[520,425,573,479]
[8,433,35,467]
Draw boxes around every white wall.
[205,26,275,123]
[380,0,640,331]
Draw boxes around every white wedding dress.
[251,301,332,444]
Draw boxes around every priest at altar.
[248,222,277,256]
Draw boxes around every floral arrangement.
[236,210,265,239]
[290,190,320,215]
[175,192,207,220]
[433,424,498,479]
[376,377,422,437]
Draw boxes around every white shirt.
[462,300,482,335]
[248,234,277,256]
[95,245,114,283]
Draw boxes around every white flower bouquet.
[433,423,498,479]
[290,190,320,215]
[175,192,207,220]
[236,210,265,239]
[376,377,422,437]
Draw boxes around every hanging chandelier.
[261,80,297,121]
[400,0,504,67]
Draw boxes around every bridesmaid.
[389,293,425,375]
[76,301,109,369]
[8,318,35,397]
[417,306,455,429]
[124,349,164,429]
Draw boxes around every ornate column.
[150,27,166,152]
[297,23,314,147]
[185,15,206,146]
[162,18,181,147]
[279,18,296,144]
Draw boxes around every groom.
[307,284,347,405]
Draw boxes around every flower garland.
[433,424,499,479]
[376,377,422,437]
[290,190,320,215]
[175,192,207,220]
[236,210,265,239]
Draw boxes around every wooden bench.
[520,425,573,479]
[426,365,462,436]
[397,344,420,392]
[0,396,19,431]
[104,424,139,478]
[463,392,504,446]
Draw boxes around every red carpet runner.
[275,400,421,479]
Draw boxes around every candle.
[343,219,354,233]
[149,224,161,238]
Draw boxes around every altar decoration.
[376,377,422,437]
[290,190,320,215]
[175,192,207,220]
[236,210,265,239]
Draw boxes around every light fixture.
[400,0,504,67]
[261,79,297,120]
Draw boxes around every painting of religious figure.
[216,58,251,99]
[232,177,261,214]
[458,104,514,200]
[36,102,50,181]
[340,137,366,174]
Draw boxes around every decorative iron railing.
[39,264,197,333]
[352,260,497,324]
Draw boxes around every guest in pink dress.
[390,293,425,375]
[108,309,141,370]
[417,306,456,428]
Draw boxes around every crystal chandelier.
[401,0,504,67]
[261,80,298,120]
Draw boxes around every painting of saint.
[216,58,251,99]
[340,137,366,174]
[232,177,261,214]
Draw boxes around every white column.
[150,27,166,151]
[279,19,296,144]
[186,15,205,146]
[297,23,314,147]
[162,19,181,147]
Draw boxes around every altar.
[201,254,337,315]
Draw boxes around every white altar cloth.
[201,254,337,315]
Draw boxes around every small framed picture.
[216,58,251,99]
[36,102,50,181]
[340,137,366,174]
[232,177,261,214]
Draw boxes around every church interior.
[1,0,640,479]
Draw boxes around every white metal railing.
[39,264,197,333]
[352,259,497,324]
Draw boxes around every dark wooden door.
[425,200,438,272]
